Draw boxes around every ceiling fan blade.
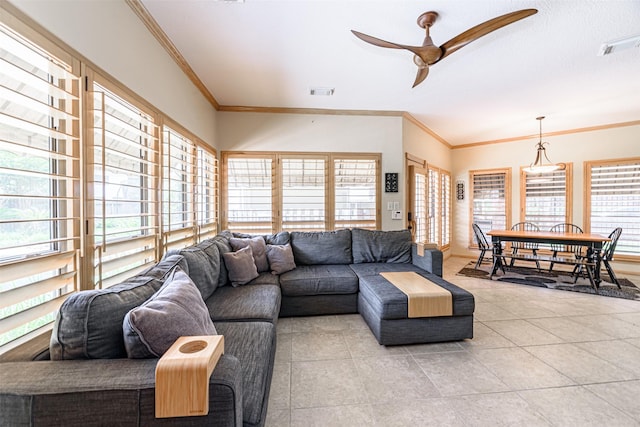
[351,30,424,57]
[412,66,429,88]
[436,9,537,63]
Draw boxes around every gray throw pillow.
[123,267,217,358]
[266,243,296,274]
[229,236,269,272]
[222,245,260,286]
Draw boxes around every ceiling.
[138,0,640,146]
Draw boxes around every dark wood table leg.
[489,239,505,279]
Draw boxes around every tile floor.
[265,256,640,427]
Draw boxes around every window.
[89,78,159,288]
[470,168,511,245]
[333,156,378,230]
[408,163,451,249]
[225,155,274,234]
[282,156,327,231]
[162,125,197,251]
[196,146,218,240]
[409,166,428,243]
[440,171,451,248]
[586,158,640,257]
[0,20,81,348]
[223,152,380,233]
[0,9,219,354]
[521,165,572,230]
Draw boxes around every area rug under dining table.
[457,260,640,301]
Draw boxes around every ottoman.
[356,270,475,346]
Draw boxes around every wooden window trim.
[469,168,512,248]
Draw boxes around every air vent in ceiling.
[598,34,640,56]
[309,87,335,96]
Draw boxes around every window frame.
[469,168,512,248]
[585,157,640,260]
[222,151,381,233]
[519,163,573,231]
[406,156,452,250]
[0,12,82,351]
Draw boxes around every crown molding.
[453,119,640,149]
[125,0,220,109]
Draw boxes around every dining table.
[487,229,611,288]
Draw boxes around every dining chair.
[509,222,541,270]
[548,223,584,272]
[471,223,491,269]
[601,227,623,288]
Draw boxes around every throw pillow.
[266,243,296,274]
[229,236,269,272]
[123,267,217,358]
[222,245,260,286]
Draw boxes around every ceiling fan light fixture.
[523,116,565,174]
[413,55,428,69]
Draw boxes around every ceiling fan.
[351,9,537,87]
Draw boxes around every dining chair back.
[549,223,584,271]
[472,223,490,269]
[509,222,540,269]
[602,227,623,288]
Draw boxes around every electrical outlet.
[392,210,402,220]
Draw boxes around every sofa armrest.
[411,244,443,277]
[0,355,243,426]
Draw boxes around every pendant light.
[523,116,565,174]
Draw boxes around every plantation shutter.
[410,166,428,243]
[589,160,640,256]
[162,127,197,251]
[89,81,159,288]
[471,170,509,238]
[523,168,568,230]
[441,171,451,248]
[333,157,378,230]
[196,147,218,240]
[0,20,81,347]
[226,157,274,234]
[281,157,327,231]
[428,168,440,244]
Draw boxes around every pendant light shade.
[523,116,565,174]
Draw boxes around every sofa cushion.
[211,235,233,287]
[349,262,423,278]
[50,275,163,360]
[206,284,281,324]
[214,321,276,427]
[290,229,352,265]
[230,236,269,272]
[266,243,296,274]
[227,231,290,246]
[279,265,358,297]
[351,228,412,263]
[123,268,217,358]
[141,254,187,279]
[248,271,281,286]
[358,272,475,320]
[223,246,260,286]
[166,244,219,300]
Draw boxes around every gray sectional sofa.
[0,228,474,427]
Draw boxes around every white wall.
[452,123,640,273]
[217,111,404,230]
[7,0,217,146]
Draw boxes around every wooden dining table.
[487,229,611,288]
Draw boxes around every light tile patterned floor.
[266,256,640,427]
